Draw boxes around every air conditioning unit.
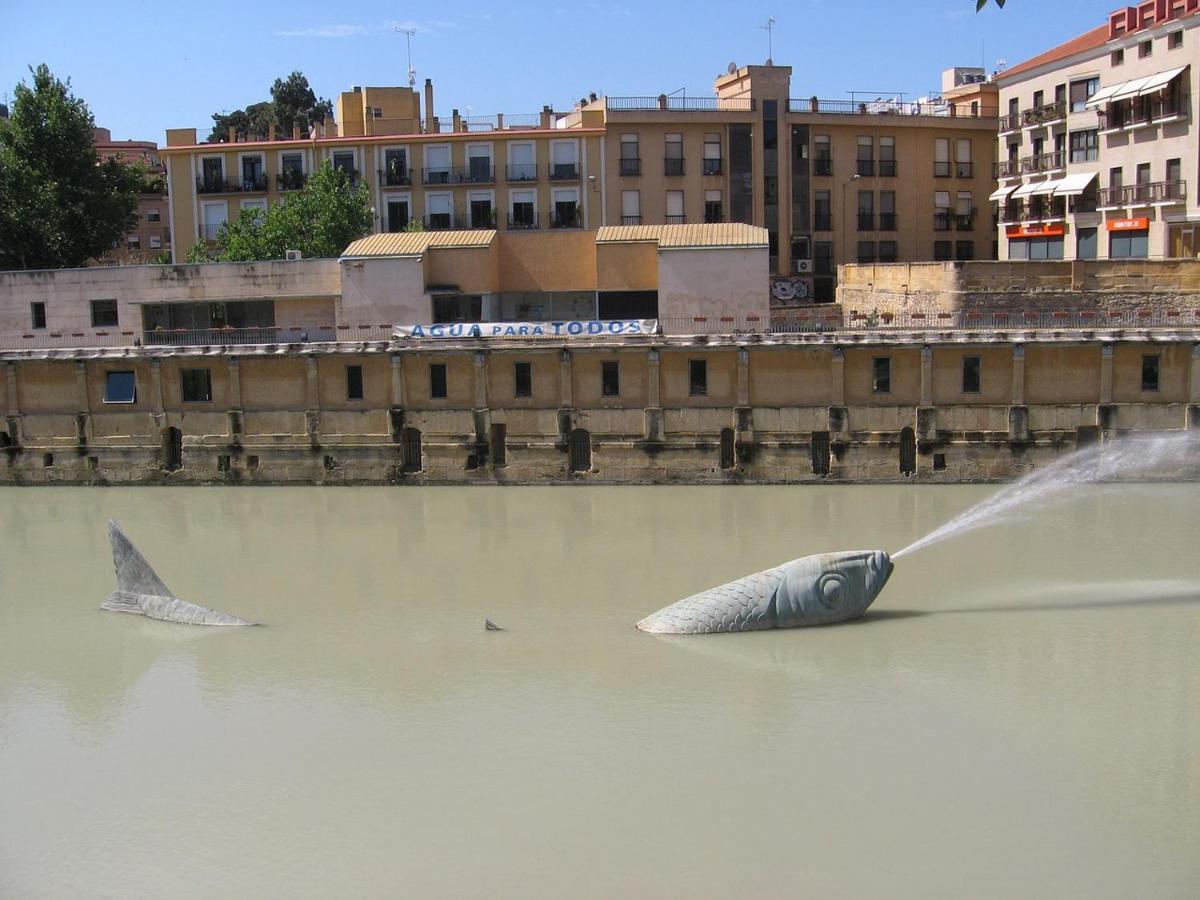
[793,259,813,274]
[285,249,303,261]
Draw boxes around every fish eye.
[818,573,848,609]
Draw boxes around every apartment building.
[163,65,997,302]
[93,128,170,265]
[993,0,1199,261]
[162,80,602,262]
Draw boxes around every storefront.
[1006,223,1066,260]
[1107,218,1150,259]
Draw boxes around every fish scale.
[637,568,784,634]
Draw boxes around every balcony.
[813,158,833,176]
[621,216,642,225]
[955,161,974,178]
[788,97,998,118]
[857,213,875,231]
[507,211,539,230]
[331,167,359,187]
[955,210,976,230]
[999,111,1021,132]
[856,159,874,177]
[878,212,897,230]
[619,158,641,176]
[422,166,496,185]
[196,175,267,194]
[813,214,833,231]
[382,216,411,233]
[506,163,538,182]
[994,159,1019,179]
[933,210,952,231]
[423,214,465,230]
[1099,180,1188,208]
[1019,151,1065,174]
[879,159,897,177]
[704,212,724,224]
[665,215,686,224]
[276,171,306,191]
[1021,100,1067,128]
[1100,96,1187,131]
[550,208,581,229]
[378,168,412,187]
[605,96,755,112]
[703,158,723,176]
[549,162,580,181]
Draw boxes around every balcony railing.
[382,216,411,233]
[664,158,685,176]
[1020,151,1065,174]
[857,213,875,231]
[507,212,539,230]
[856,159,874,177]
[933,161,951,177]
[276,171,306,191]
[619,158,641,176]
[1099,180,1188,207]
[331,167,359,186]
[605,96,755,112]
[788,97,997,118]
[933,210,951,231]
[955,210,976,230]
[548,162,580,181]
[704,213,724,223]
[878,212,897,230]
[423,214,465,230]
[665,215,686,224]
[506,163,538,182]
[196,175,267,194]
[813,214,833,231]
[621,215,642,225]
[1100,96,1188,130]
[703,158,723,175]
[422,166,497,185]
[813,158,833,176]
[1022,100,1067,127]
[550,208,581,229]
[378,168,412,187]
[999,111,1021,131]
[955,161,974,178]
[994,159,1019,179]
[879,159,897,177]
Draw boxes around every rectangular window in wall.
[934,138,950,177]
[602,361,619,397]
[345,365,364,401]
[104,370,137,404]
[1069,130,1098,163]
[664,133,684,175]
[704,190,723,223]
[872,357,891,394]
[955,139,972,177]
[429,363,448,399]
[878,240,897,263]
[91,299,118,328]
[621,190,641,225]
[962,356,981,393]
[181,368,213,402]
[1141,354,1160,391]
[620,133,640,175]
[1070,77,1099,112]
[30,302,46,330]
[813,135,832,175]
[703,133,722,175]
[1169,30,1183,49]
[857,241,876,263]
[514,361,532,398]
[879,190,896,230]
[814,241,834,276]
[856,136,874,176]
[1139,39,1152,58]
[857,190,874,230]
[879,136,896,176]
[1110,230,1148,259]
[934,240,952,261]
[689,359,707,396]
[814,190,832,231]
[666,190,684,224]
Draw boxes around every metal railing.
[955,161,974,178]
[879,159,897,177]
[994,159,1019,179]
[1101,96,1188,129]
[382,216,411,233]
[506,163,538,182]
[507,212,539,230]
[813,214,833,231]
[1021,100,1067,127]
[703,158,723,175]
[331,167,359,186]
[857,159,874,177]
[878,212,897,230]
[857,213,875,231]
[196,175,268,194]
[934,161,951,178]
[933,210,952,231]
[813,158,833,176]
[664,157,685,176]
[421,165,495,185]
[619,158,641,176]
[665,215,686,224]
[955,210,976,230]
[549,209,581,229]
[1099,180,1187,207]
[621,216,642,225]
[605,96,755,112]
[548,163,580,181]
[276,171,306,191]
[1020,151,1065,174]
[999,111,1021,132]
[788,97,997,118]
[378,168,412,187]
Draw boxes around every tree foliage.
[0,64,140,270]
[205,161,372,261]
[207,71,333,142]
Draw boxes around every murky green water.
[1,485,1198,898]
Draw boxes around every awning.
[1085,83,1121,109]
[1137,65,1188,95]
[1054,171,1098,196]
[1027,179,1062,196]
[1011,181,1043,199]
[1112,75,1155,101]
[989,184,1018,202]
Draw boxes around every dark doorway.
[811,431,831,475]
[899,426,916,476]
[490,423,507,468]
[402,427,423,472]
[719,428,735,469]
[163,427,182,472]
[568,428,591,473]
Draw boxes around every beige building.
[993,1,1199,261]
[93,128,170,265]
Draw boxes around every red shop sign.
[1006,223,1065,238]
[1106,217,1150,232]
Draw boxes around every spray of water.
[894,431,1200,560]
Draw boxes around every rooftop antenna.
[395,26,417,88]
[759,16,776,64]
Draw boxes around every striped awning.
[1087,65,1189,108]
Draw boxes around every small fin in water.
[109,519,176,598]
[485,619,504,631]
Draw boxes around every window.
[856,136,873,176]
[104,371,137,404]
[332,151,356,181]
[424,145,451,184]
[934,138,950,177]
[1169,30,1183,50]
[552,189,579,228]
[620,133,640,176]
[1141,354,1160,391]
[1138,39,1152,58]
[621,190,641,224]
[857,190,874,230]
[814,190,832,231]
[1032,90,1044,108]
[429,363,448,399]
[878,240,897,262]
[507,143,534,181]
[602,361,619,397]
[955,139,972,178]
[509,191,535,229]
[147,210,161,223]
[879,136,896,176]
[150,237,162,249]
[814,241,834,276]
[425,193,452,229]
[1112,48,1124,66]
[514,361,532,398]
[469,194,494,228]
[666,190,684,224]
[1070,77,1099,112]
[879,191,896,230]
[91,299,118,328]
[181,368,213,402]
[1069,130,1098,163]
[962,356,981,393]
[30,302,46,330]
[703,134,722,175]
[689,359,707,396]
[956,241,974,260]
[664,133,684,176]
[857,241,876,263]
[872,357,891,394]
[934,240,952,261]
[1135,163,1152,202]
[345,365,364,401]
[813,135,832,175]
[550,141,578,179]
[704,190,723,223]
[934,190,951,231]
[467,144,493,181]
[127,235,140,248]
[386,198,410,232]
[280,151,304,189]
[1110,230,1148,259]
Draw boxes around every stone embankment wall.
[3,332,1199,486]
[836,260,1200,315]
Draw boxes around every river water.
[1,485,1197,898]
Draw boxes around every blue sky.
[2,0,1118,143]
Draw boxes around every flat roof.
[595,223,769,249]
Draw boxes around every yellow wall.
[931,347,1013,405]
[497,231,598,292]
[659,350,736,406]
[425,246,497,293]
[317,355,391,410]
[572,351,649,407]
[596,243,657,292]
[1025,346,1101,405]
[749,349,833,407]
[1112,344,1191,404]
[403,352,475,406]
[486,351,559,406]
[240,358,308,410]
[844,348,921,405]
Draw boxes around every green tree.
[207,161,372,261]
[0,64,140,270]
[207,72,333,142]
[184,241,212,263]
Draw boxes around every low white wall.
[338,257,430,326]
[656,246,769,323]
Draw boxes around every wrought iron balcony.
[548,162,579,181]
[856,159,874,177]
[933,161,951,177]
[421,166,495,185]
[955,161,974,178]
[423,214,464,230]
[276,170,306,191]
[879,159,897,177]
[933,210,952,231]
[507,211,539,230]
[550,208,581,229]
[665,215,685,224]
[955,209,976,230]
[196,175,267,194]
[378,167,411,187]
[813,213,833,231]
[999,111,1021,132]
[331,167,359,186]
[1100,96,1186,130]
[619,158,641,176]
[702,158,723,175]
[878,212,897,230]
[1099,180,1188,207]
[857,213,875,231]
[994,159,1019,179]
[621,215,642,225]
[1021,100,1067,127]
[1019,151,1065,174]
[813,158,833,176]
[382,216,411,233]
[506,163,538,182]
[664,158,685,176]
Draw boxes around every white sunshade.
[1054,171,1098,197]
[1111,75,1155,101]
[1011,181,1043,199]
[1138,65,1188,96]
[1085,83,1122,108]
[989,184,1017,202]
[1027,179,1061,196]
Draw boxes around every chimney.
[452,108,462,132]
[227,125,236,143]
[424,78,435,133]
[268,122,277,142]
[540,105,553,129]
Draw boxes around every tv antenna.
[759,16,776,64]
[395,26,417,88]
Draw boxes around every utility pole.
[760,16,776,63]
[395,26,416,88]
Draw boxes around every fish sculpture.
[100,520,256,626]
[637,550,893,634]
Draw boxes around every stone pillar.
[75,361,91,449]
[390,353,406,407]
[559,349,573,408]
[1011,344,1025,406]
[473,351,488,408]
[5,362,18,417]
[1099,343,1114,404]
[304,356,320,448]
[149,359,164,417]
[228,358,242,408]
[645,349,663,442]
[830,347,845,407]
[919,345,933,407]
[736,348,750,407]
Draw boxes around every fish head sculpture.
[773,550,893,627]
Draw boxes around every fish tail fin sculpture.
[100,520,256,626]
